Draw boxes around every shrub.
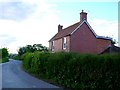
[0,48,9,63]
[22,52,120,89]
[13,55,21,60]
[1,57,9,63]
[22,52,34,70]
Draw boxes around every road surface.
[1,59,61,89]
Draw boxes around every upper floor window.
[63,37,66,49]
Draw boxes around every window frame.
[62,37,67,50]
[52,40,54,50]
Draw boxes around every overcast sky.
[0,0,119,53]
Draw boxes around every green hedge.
[12,55,21,60]
[0,48,9,63]
[22,52,120,89]
[0,57,9,63]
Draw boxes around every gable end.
[71,19,97,37]
[70,19,112,41]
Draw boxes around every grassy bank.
[22,52,120,89]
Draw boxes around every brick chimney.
[58,24,63,32]
[80,10,87,21]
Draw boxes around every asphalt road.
[1,59,61,89]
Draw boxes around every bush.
[1,57,9,63]
[22,52,120,89]
[13,55,21,60]
[0,48,9,63]
[22,52,34,70]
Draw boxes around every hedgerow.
[0,48,9,63]
[22,52,120,89]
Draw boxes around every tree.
[32,44,48,52]
[0,48,9,63]
[2,48,8,58]
[18,44,48,56]
[0,49,2,59]
[18,47,26,56]
[111,39,117,45]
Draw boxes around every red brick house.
[49,10,113,54]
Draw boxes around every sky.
[0,0,119,54]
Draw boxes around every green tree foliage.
[111,39,117,44]
[0,48,9,63]
[0,49,2,59]
[2,48,9,58]
[18,44,48,56]
[18,47,27,56]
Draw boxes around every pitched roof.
[49,21,81,41]
[100,45,120,54]
[49,19,112,42]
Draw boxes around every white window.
[63,37,66,49]
[52,41,54,50]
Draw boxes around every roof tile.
[49,21,80,41]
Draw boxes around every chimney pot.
[80,10,87,21]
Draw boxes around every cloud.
[0,0,59,53]
[89,19,118,44]
[0,34,16,47]
[0,1,36,21]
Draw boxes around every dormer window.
[62,37,66,49]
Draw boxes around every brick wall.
[70,23,97,54]
[49,36,70,52]
[54,38,62,52]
